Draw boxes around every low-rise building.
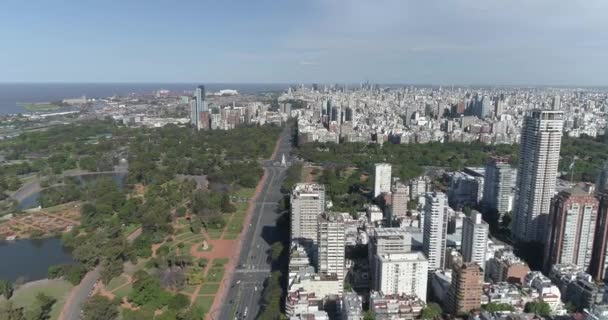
[370,291,425,320]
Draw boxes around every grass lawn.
[180,284,200,295]
[213,258,229,267]
[106,275,130,292]
[176,217,190,227]
[174,232,201,242]
[122,223,140,236]
[205,267,225,282]
[206,228,223,239]
[11,279,73,320]
[195,295,215,313]
[234,187,255,199]
[113,283,133,300]
[198,283,220,295]
[235,202,249,213]
[223,232,239,240]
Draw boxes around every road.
[215,125,293,320]
[59,266,100,320]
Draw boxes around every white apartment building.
[423,192,449,270]
[461,211,489,268]
[482,157,514,221]
[291,183,326,246]
[369,227,413,289]
[375,252,429,301]
[513,110,564,242]
[374,163,392,197]
[318,213,346,280]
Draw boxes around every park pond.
[0,172,127,282]
[0,237,74,282]
[16,171,127,210]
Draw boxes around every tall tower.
[374,163,392,197]
[513,110,564,242]
[544,185,598,272]
[422,192,449,270]
[190,98,198,127]
[461,211,489,268]
[591,163,608,281]
[482,156,514,222]
[195,85,207,130]
[290,183,326,247]
[552,95,561,110]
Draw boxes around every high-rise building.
[318,213,346,280]
[596,162,608,195]
[423,192,449,270]
[194,85,207,130]
[461,211,489,268]
[545,184,599,272]
[482,157,514,221]
[480,95,492,118]
[446,262,484,315]
[513,110,564,242]
[291,183,326,247]
[369,228,412,289]
[375,252,428,301]
[190,98,198,127]
[409,176,429,200]
[374,163,392,197]
[552,95,561,110]
[591,194,608,281]
[391,182,409,219]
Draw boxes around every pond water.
[3,172,128,282]
[0,237,74,282]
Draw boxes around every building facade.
[374,163,392,197]
[462,211,489,268]
[374,252,428,301]
[318,213,346,280]
[291,183,326,247]
[423,192,449,270]
[513,110,564,242]
[446,262,484,315]
[544,184,598,272]
[482,156,514,221]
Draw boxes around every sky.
[1,0,607,86]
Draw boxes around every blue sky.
[1,0,607,85]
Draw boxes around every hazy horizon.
[1,0,607,86]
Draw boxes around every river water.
[0,83,289,115]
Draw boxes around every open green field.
[234,187,255,199]
[199,283,220,295]
[9,279,73,320]
[106,275,130,292]
[21,103,62,112]
[113,283,133,300]
[205,267,225,282]
[195,295,215,313]
[213,258,229,266]
[206,228,222,239]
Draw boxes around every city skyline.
[1,1,608,85]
